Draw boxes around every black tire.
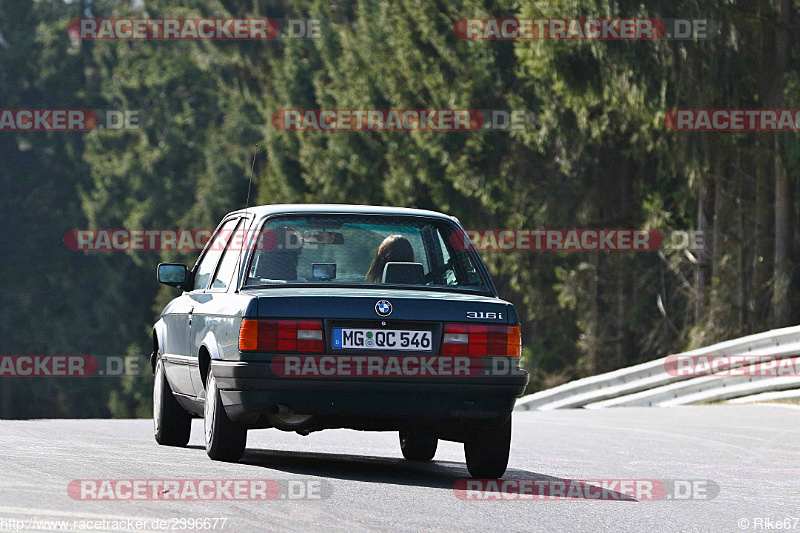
[204,368,247,462]
[464,415,512,479]
[399,430,438,461]
[153,353,192,447]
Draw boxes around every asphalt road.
[1,405,798,532]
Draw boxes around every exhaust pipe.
[267,405,314,432]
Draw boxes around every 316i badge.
[466,311,503,320]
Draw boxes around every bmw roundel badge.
[375,300,392,317]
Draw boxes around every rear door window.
[192,218,239,291]
[210,219,246,291]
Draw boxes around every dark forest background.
[2,0,800,418]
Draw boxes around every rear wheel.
[399,430,438,461]
[464,416,511,479]
[153,353,191,447]
[204,368,247,462]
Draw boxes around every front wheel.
[153,353,191,447]
[399,430,438,461]
[464,416,512,479]
[204,369,247,462]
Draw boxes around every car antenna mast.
[235,144,259,291]
[245,143,256,210]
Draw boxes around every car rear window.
[243,214,490,294]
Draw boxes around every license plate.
[332,328,433,351]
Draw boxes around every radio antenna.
[246,143,257,210]
[235,144,259,292]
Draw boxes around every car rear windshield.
[243,214,491,294]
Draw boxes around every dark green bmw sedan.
[152,204,528,478]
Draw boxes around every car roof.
[228,204,458,222]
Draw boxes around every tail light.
[239,319,324,352]
[442,324,521,357]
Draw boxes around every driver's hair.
[365,235,415,283]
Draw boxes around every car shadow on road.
[186,445,637,499]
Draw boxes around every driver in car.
[365,235,415,283]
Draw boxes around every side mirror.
[157,263,189,289]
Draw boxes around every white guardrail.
[515,325,800,410]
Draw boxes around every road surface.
[1,405,798,532]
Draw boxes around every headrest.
[254,251,298,281]
[382,262,425,285]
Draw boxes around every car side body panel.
[191,292,256,387]
[158,294,197,396]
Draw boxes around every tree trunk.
[772,0,794,327]
[696,181,707,322]
[754,153,773,328]
[738,148,746,330]
[774,136,793,326]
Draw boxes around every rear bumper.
[211,359,528,424]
